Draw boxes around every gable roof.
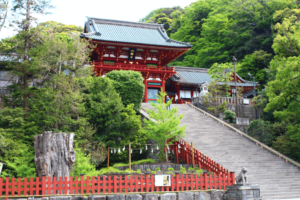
[81,17,192,48]
[169,66,259,87]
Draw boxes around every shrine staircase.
[141,103,300,200]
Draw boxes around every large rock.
[107,195,125,200]
[178,192,193,200]
[160,193,176,200]
[88,195,106,200]
[144,194,159,200]
[125,194,142,200]
[210,191,225,200]
[194,192,211,200]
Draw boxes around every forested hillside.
[141,0,300,162]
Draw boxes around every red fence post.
[113,174,117,193]
[230,171,235,185]
[80,174,84,195]
[204,172,208,190]
[5,175,9,199]
[41,175,46,196]
[145,173,149,192]
[175,172,179,191]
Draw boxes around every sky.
[0,0,197,39]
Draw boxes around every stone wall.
[20,191,224,200]
[115,164,199,171]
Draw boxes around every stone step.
[141,103,300,199]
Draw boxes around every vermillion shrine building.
[80,17,258,103]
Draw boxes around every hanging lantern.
[114,148,116,153]
[118,148,120,153]
[178,144,180,149]
[111,149,113,153]
[145,145,147,150]
[151,148,153,153]
[123,146,125,151]
[140,149,142,154]
[157,145,159,150]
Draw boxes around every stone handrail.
[186,102,300,169]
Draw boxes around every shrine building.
[81,17,258,103]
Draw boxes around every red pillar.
[144,79,148,103]
[175,142,179,164]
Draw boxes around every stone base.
[225,184,260,200]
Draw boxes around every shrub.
[151,171,156,174]
[196,169,204,175]
[224,110,236,123]
[180,167,186,174]
[147,168,151,172]
[188,167,200,171]
[166,171,173,174]
[168,167,174,171]
[155,167,160,171]
[137,169,141,174]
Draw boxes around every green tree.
[143,90,186,162]
[223,110,235,123]
[106,70,144,111]
[237,50,273,88]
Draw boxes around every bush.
[224,110,236,123]
[151,171,156,174]
[168,167,174,171]
[166,171,173,174]
[137,169,141,174]
[196,169,204,175]
[188,167,200,171]
[106,70,144,111]
[147,168,151,172]
[155,167,160,171]
[180,167,186,174]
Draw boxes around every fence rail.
[0,173,235,198]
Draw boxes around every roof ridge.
[88,17,162,29]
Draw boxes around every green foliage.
[180,167,186,174]
[137,169,141,174]
[168,167,174,171]
[155,167,160,171]
[224,110,236,123]
[217,102,228,113]
[71,147,99,177]
[106,70,144,111]
[237,50,273,88]
[147,168,151,172]
[196,169,204,175]
[166,171,174,174]
[112,159,155,167]
[143,89,186,162]
[247,120,273,146]
[151,171,156,174]
[188,167,200,171]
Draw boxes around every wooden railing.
[92,62,175,73]
[0,173,235,198]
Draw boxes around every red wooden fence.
[0,173,235,198]
[170,138,230,175]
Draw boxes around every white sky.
[0,0,197,39]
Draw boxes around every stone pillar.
[225,184,260,200]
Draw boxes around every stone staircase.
[141,103,300,200]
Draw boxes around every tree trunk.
[34,131,76,180]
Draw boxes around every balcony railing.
[93,62,175,72]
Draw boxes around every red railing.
[0,173,235,198]
[170,138,230,176]
[92,62,175,73]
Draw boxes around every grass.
[99,167,140,175]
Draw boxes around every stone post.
[225,184,260,200]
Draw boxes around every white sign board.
[155,175,171,186]
[243,99,250,105]
[0,162,3,175]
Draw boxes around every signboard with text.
[128,48,137,61]
[155,175,171,186]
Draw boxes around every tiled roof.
[170,66,258,87]
[81,17,192,48]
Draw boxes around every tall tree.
[9,0,53,110]
[0,0,9,32]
